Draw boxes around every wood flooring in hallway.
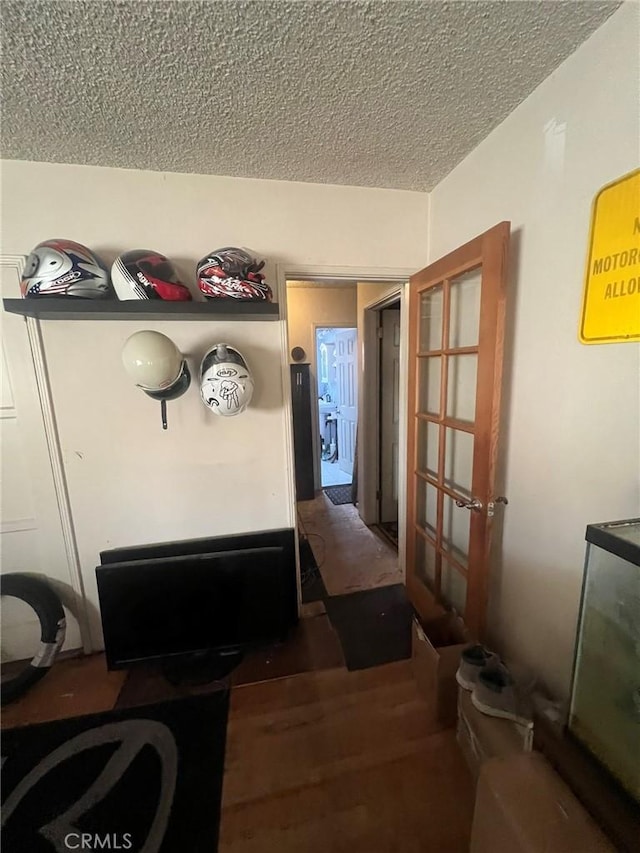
[297,493,402,596]
[219,660,475,853]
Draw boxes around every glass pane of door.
[418,356,441,416]
[442,493,471,568]
[446,353,477,423]
[441,560,467,615]
[419,285,443,351]
[416,533,437,592]
[450,268,481,348]
[444,427,474,498]
[416,477,438,539]
[417,419,439,478]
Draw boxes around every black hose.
[1,573,66,706]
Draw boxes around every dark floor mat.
[324,584,414,671]
[300,537,328,603]
[323,484,353,505]
[2,690,229,853]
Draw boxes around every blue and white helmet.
[200,344,253,416]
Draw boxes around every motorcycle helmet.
[112,250,192,301]
[121,331,190,401]
[197,247,272,301]
[21,239,110,299]
[200,344,254,416]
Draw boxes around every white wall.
[428,3,640,698]
[0,160,429,648]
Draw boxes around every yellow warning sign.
[579,169,640,344]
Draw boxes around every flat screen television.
[99,528,296,568]
[96,546,293,671]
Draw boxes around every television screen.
[96,547,290,669]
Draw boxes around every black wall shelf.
[2,298,280,322]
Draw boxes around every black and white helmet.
[111,250,192,301]
[200,344,253,416]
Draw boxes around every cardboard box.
[411,614,469,728]
[470,753,615,852]
[457,702,487,781]
[457,710,484,781]
[457,685,533,780]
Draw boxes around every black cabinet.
[290,364,315,501]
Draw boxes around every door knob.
[455,497,483,512]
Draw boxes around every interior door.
[406,222,510,639]
[1,260,85,659]
[335,328,358,477]
[380,308,401,523]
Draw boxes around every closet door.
[1,257,89,657]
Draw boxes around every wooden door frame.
[377,302,403,526]
[405,223,510,638]
[360,290,403,528]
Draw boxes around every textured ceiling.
[1,1,620,191]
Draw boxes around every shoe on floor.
[470,660,533,727]
[455,644,496,691]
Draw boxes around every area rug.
[300,537,328,603]
[1,690,229,853]
[324,584,414,671]
[323,484,353,506]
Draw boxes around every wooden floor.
[219,660,475,852]
[2,652,475,851]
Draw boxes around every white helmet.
[121,331,190,400]
[200,344,253,416]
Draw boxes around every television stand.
[161,648,244,687]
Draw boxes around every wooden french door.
[406,222,510,640]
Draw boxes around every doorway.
[284,275,406,601]
[316,326,357,490]
[283,271,415,674]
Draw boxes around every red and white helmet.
[21,239,110,299]
[111,250,192,301]
[197,247,272,301]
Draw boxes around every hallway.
[297,493,401,597]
